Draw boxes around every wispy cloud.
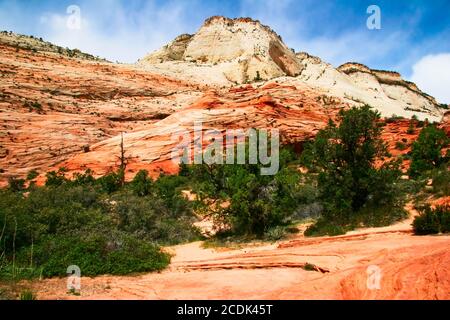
[0,0,449,85]
[35,0,205,63]
[411,53,450,104]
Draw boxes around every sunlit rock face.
[0,17,447,185]
[140,16,303,84]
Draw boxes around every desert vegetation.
[181,142,309,239]
[408,124,449,177]
[0,169,200,285]
[0,105,448,296]
[182,106,449,239]
[299,106,407,236]
[413,205,450,235]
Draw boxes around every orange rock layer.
[0,39,448,186]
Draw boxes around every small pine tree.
[26,170,39,181]
[302,105,401,223]
[45,168,68,187]
[254,71,262,82]
[409,125,449,177]
[8,177,25,192]
[407,121,415,135]
[131,170,153,197]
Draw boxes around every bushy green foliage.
[304,219,348,237]
[7,177,25,192]
[130,170,152,196]
[153,174,190,211]
[26,170,39,181]
[302,106,405,234]
[97,171,124,194]
[409,125,449,177]
[72,169,96,186]
[21,233,169,277]
[254,71,262,82]
[184,145,304,236]
[264,226,291,241]
[45,168,69,187]
[431,165,450,196]
[413,205,450,235]
[19,290,36,300]
[109,190,198,245]
[407,121,415,135]
[395,141,407,151]
[0,169,200,280]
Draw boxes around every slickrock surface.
[295,55,443,120]
[0,32,204,185]
[53,82,343,181]
[1,16,449,301]
[29,209,450,300]
[337,62,441,119]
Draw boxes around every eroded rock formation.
[0,17,448,185]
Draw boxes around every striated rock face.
[140,17,444,121]
[337,62,441,119]
[140,16,303,84]
[0,32,204,185]
[0,16,448,185]
[52,82,343,182]
[140,34,193,63]
[295,58,443,121]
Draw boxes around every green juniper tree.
[184,137,301,236]
[302,105,404,233]
[409,125,449,177]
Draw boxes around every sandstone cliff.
[140,17,444,121]
[139,16,303,84]
[0,17,448,184]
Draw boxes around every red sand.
[29,209,450,300]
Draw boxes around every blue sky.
[1,0,449,102]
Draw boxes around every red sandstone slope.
[1,30,448,185]
[0,33,204,185]
[54,82,344,181]
[29,211,450,300]
[1,23,449,302]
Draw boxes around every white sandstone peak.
[138,16,444,120]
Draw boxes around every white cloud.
[2,0,448,83]
[410,53,450,104]
[37,1,202,63]
[238,0,412,69]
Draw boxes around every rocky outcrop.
[0,31,106,62]
[140,16,303,84]
[0,32,203,185]
[140,34,193,63]
[338,63,440,117]
[50,82,343,182]
[140,16,444,120]
[294,56,443,120]
[0,17,448,185]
